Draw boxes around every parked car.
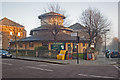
[110,51,120,58]
[0,50,12,58]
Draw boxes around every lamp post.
[101,29,110,53]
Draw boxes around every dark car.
[0,50,12,58]
[110,51,120,58]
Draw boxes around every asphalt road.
[1,58,120,79]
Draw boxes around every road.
[1,58,120,79]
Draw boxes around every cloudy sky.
[0,0,119,43]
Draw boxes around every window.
[42,42,48,47]
[10,32,12,35]
[63,30,66,33]
[19,43,23,48]
[29,42,34,47]
[73,43,77,52]
[83,43,85,46]
[18,32,20,36]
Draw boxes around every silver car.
[0,50,12,58]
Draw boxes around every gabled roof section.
[0,17,24,27]
[38,12,65,19]
[69,23,86,30]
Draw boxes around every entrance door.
[68,44,71,50]
[73,43,77,52]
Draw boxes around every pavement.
[12,53,119,66]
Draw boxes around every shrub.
[35,46,48,51]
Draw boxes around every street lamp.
[101,29,110,53]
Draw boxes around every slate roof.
[15,32,89,43]
[0,17,24,27]
[17,23,90,42]
[30,26,73,35]
[69,23,86,30]
[38,12,65,19]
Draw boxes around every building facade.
[0,17,26,50]
[10,12,89,54]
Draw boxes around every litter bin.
[87,53,92,60]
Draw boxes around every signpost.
[71,32,79,64]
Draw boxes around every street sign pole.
[77,32,79,64]
[71,32,79,64]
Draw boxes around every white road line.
[26,66,53,72]
[38,65,47,66]
[49,64,65,66]
[0,62,13,66]
[113,65,120,71]
[78,74,115,79]
[78,74,88,77]
[50,64,59,65]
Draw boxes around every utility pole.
[101,29,109,55]
[105,33,106,52]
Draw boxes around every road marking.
[113,65,120,71]
[26,66,53,72]
[0,62,13,66]
[49,64,65,66]
[38,65,47,66]
[78,74,115,78]
[50,64,60,66]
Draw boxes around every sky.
[0,0,119,44]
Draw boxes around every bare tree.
[43,3,70,26]
[79,7,110,47]
[42,3,70,41]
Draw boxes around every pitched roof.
[73,30,90,39]
[38,12,65,19]
[30,26,73,35]
[69,23,89,39]
[69,23,86,30]
[15,31,89,42]
[0,17,24,27]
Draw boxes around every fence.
[10,49,59,59]
[37,50,59,58]
[72,53,85,59]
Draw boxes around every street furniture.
[68,53,72,60]
[57,50,67,60]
